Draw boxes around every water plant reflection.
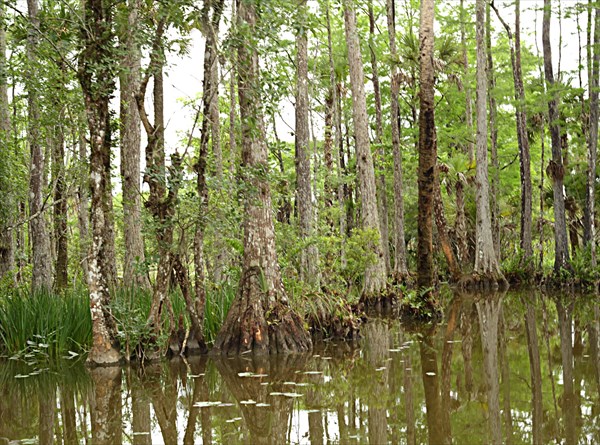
[1,290,599,444]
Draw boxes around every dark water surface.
[1,290,600,444]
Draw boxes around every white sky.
[159,0,586,153]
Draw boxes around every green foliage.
[570,246,599,284]
[399,286,440,320]
[501,248,530,282]
[204,282,237,345]
[110,286,156,357]
[0,288,91,361]
[343,228,381,285]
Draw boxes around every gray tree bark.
[27,0,52,292]
[461,0,475,164]
[368,1,390,276]
[78,0,121,365]
[486,2,501,260]
[474,0,503,281]
[295,0,319,286]
[543,0,571,274]
[584,4,600,267]
[491,0,533,268]
[417,0,437,300]
[386,0,409,281]
[52,109,68,290]
[119,0,150,289]
[194,0,225,353]
[77,133,90,282]
[0,0,14,281]
[342,0,386,298]
[325,0,347,268]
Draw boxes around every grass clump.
[0,288,91,362]
[204,282,237,345]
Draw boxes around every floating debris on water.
[194,401,222,408]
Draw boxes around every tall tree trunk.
[584,4,600,267]
[324,0,347,268]
[78,133,90,282]
[369,1,390,276]
[455,0,471,267]
[492,0,533,268]
[119,0,149,289]
[514,0,533,267]
[486,2,501,260]
[229,0,237,180]
[543,0,571,274]
[0,0,14,281]
[27,0,52,292]
[78,0,121,365]
[195,0,225,353]
[205,0,226,284]
[386,0,409,281]
[52,111,68,290]
[295,0,319,286]
[474,0,503,283]
[342,0,386,298]
[461,0,475,164]
[212,0,311,355]
[417,0,437,303]
[136,17,175,340]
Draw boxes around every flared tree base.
[213,267,311,355]
[87,343,122,367]
[459,273,509,291]
[213,298,311,355]
[359,287,398,314]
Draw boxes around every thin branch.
[5,2,78,73]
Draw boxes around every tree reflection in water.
[2,290,600,444]
[89,366,122,445]
[476,292,503,445]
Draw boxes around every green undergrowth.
[204,282,237,345]
[0,288,92,362]
[0,283,239,361]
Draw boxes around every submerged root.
[459,273,509,291]
[359,285,400,314]
[304,291,363,341]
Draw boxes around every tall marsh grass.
[204,282,237,345]
[0,288,92,361]
[0,282,238,361]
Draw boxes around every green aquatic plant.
[204,282,237,345]
[0,288,92,361]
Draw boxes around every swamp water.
[1,290,600,444]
